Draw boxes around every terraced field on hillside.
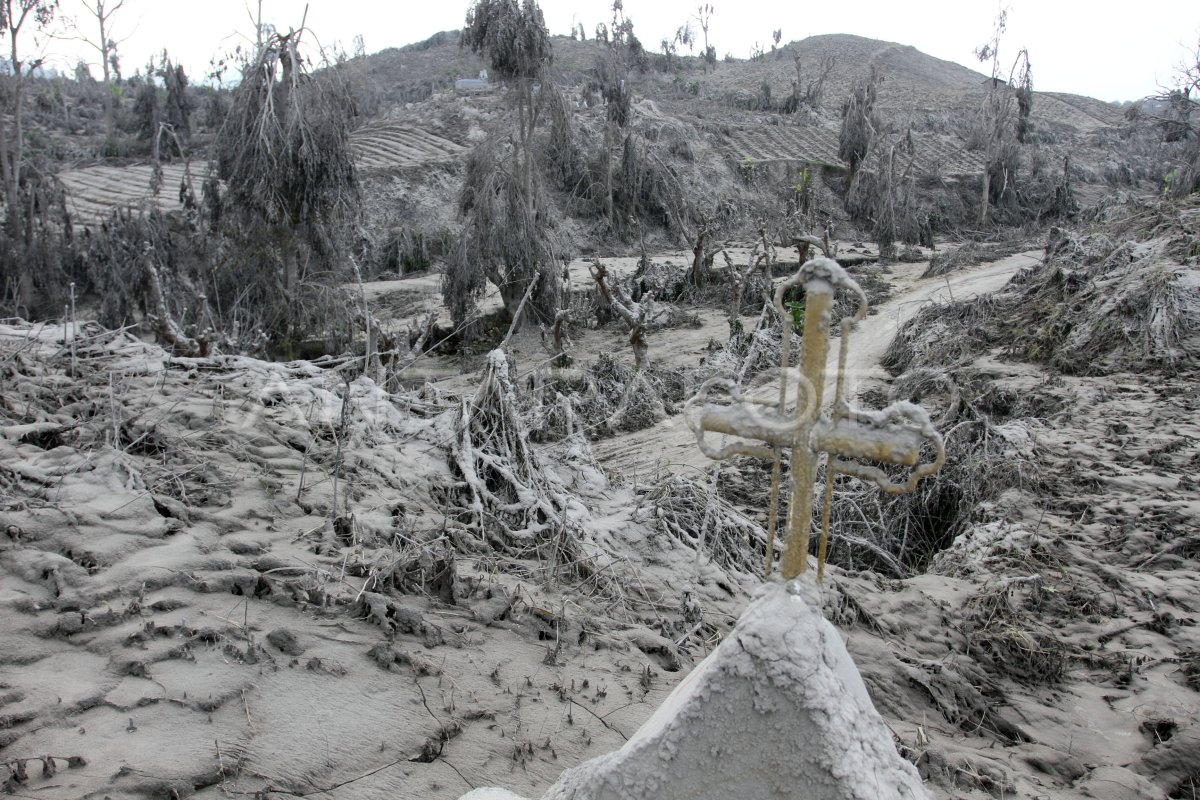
[1036,92,1126,132]
[58,163,196,223]
[54,123,468,225]
[725,124,984,176]
[350,121,466,171]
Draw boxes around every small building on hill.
[455,69,494,94]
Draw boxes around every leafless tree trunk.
[974,9,1009,226]
[69,0,128,138]
[379,310,437,390]
[604,121,615,226]
[693,3,713,74]
[688,215,723,288]
[590,260,652,369]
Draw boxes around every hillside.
[9,30,1145,275]
[329,30,1145,281]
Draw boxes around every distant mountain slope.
[702,33,989,104]
[261,32,1151,266]
[345,30,1122,160]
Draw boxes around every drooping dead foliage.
[79,202,351,358]
[973,9,1027,224]
[591,20,631,231]
[890,200,1200,375]
[542,79,588,194]
[838,65,879,178]
[461,0,552,200]
[0,0,61,317]
[612,130,693,239]
[1012,48,1033,144]
[449,0,567,331]
[1126,36,1199,198]
[462,0,552,88]
[213,28,359,358]
[846,133,924,260]
[0,163,75,318]
[444,135,565,329]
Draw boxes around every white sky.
[34,0,1200,102]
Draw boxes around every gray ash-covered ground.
[2,198,1199,799]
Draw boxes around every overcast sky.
[36,0,1200,102]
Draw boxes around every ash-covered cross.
[687,254,945,581]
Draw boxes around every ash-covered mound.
[846,195,1200,800]
[885,195,1200,377]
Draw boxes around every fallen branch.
[142,244,201,357]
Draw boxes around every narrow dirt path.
[591,250,1043,479]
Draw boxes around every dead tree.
[973,9,1024,224]
[838,65,879,181]
[755,222,776,276]
[724,222,778,335]
[213,25,359,358]
[447,135,564,330]
[845,132,918,259]
[789,52,835,115]
[1013,48,1033,143]
[686,214,725,288]
[379,310,437,391]
[540,309,572,367]
[538,258,574,367]
[448,0,564,328]
[448,349,581,558]
[462,0,551,212]
[63,0,130,138]
[1126,38,1198,196]
[589,260,653,369]
[589,1,638,230]
[794,232,834,263]
[724,243,760,337]
[693,3,714,73]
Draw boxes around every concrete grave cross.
[687,254,946,581]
